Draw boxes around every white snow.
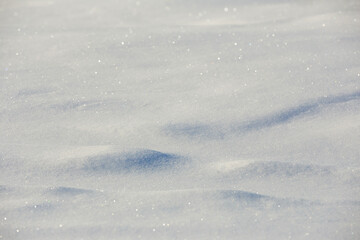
[1,0,360,239]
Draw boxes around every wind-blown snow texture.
[1,0,360,239]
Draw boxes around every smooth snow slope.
[1,0,360,239]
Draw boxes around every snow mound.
[83,149,185,173]
[218,190,314,209]
[142,189,314,210]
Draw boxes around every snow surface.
[1,0,360,239]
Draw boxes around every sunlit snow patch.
[211,160,332,179]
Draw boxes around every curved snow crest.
[0,184,10,194]
[16,88,55,98]
[46,186,94,196]
[212,161,332,179]
[164,91,360,139]
[218,190,315,208]
[20,202,55,213]
[220,189,267,201]
[83,149,187,174]
[163,123,225,139]
[48,98,132,113]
